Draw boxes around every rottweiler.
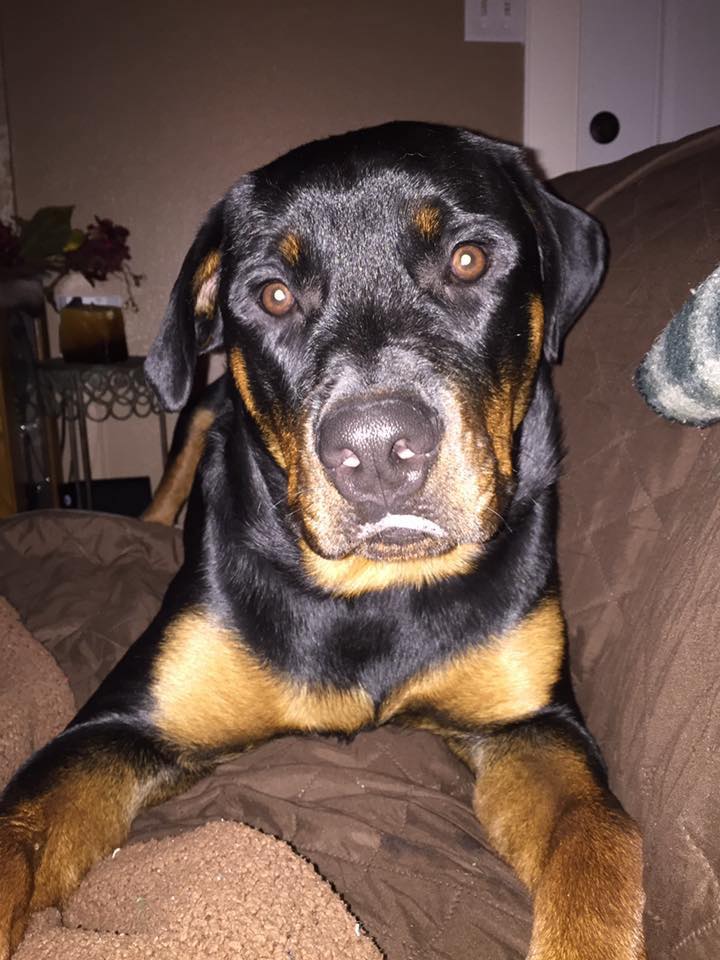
[0,122,646,959]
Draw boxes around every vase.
[57,296,128,364]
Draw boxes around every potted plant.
[0,207,143,363]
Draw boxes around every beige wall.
[0,45,14,220]
[2,0,522,489]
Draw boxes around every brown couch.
[2,126,720,959]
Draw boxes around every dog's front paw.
[0,825,35,960]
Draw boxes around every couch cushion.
[0,509,183,705]
[552,127,720,958]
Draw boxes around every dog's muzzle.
[317,394,441,527]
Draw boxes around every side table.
[35,357,168,511]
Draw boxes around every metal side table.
[36,357,168,510]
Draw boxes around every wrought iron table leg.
[66,405,82,510]
[74,375,93,510]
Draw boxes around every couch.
[2,126,719,959]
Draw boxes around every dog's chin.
[356,530,458,562]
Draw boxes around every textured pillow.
[17,821,381,960]
[0,596,74,785]
[635,262,720,425]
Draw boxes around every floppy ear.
[145,201,225,410]
[494,141,607,362]
[530,181,607,362]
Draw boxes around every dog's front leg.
[465,719,646,960]
[0,717,203,959]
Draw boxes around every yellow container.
[58,296,128,364]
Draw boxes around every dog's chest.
[151,600,563,749]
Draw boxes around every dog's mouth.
[364,513,447,540]
[297,500,503,564]
[355,513,453,560]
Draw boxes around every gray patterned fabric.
[635,263,720,425]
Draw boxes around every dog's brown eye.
[260,281,295,316]
[450,244,488,282]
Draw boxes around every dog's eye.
[450,244,488,282]
[260,281,295,316]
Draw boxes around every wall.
[0,46,13,220]
[1,0,523,490]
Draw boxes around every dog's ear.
[145,202,225,410]
[499,152,607,363]
[530,181,607,362]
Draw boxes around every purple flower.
[65,217,133,281]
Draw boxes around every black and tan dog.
[0,123,645,958]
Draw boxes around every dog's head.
[147,123,604,593]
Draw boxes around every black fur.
[96,122,606,723]
[1,124,623,958]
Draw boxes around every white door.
[524,0,720,177]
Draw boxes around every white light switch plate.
[464,0,526,43]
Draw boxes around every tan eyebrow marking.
[413,205,442,239]
[279,232,302,265]
[192,250,221,317]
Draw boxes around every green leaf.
[18,206,76,264]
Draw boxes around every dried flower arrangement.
[0,206,143,309]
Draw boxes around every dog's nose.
[317,395,441,520]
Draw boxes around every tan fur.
[299,541,482,597]
[412,205,441,239]
[192,250,221,319]
[229,347,288,468]
[380,597,563,725]
[482,378,515,479]
[472,735,646,959]
[0,762,139,954]
[152,610,374,749]
[292,415,357,554]
[480,294,545,479]
[153,600,563,747]
[515,294,545,430]
[279,232,302,265]
[143,406,216,526]
[0,750,197,956]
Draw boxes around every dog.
[0,122,646,959]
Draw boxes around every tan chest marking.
[153,598,563,749]
[379,597,564,727]
[152,610,374,750]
